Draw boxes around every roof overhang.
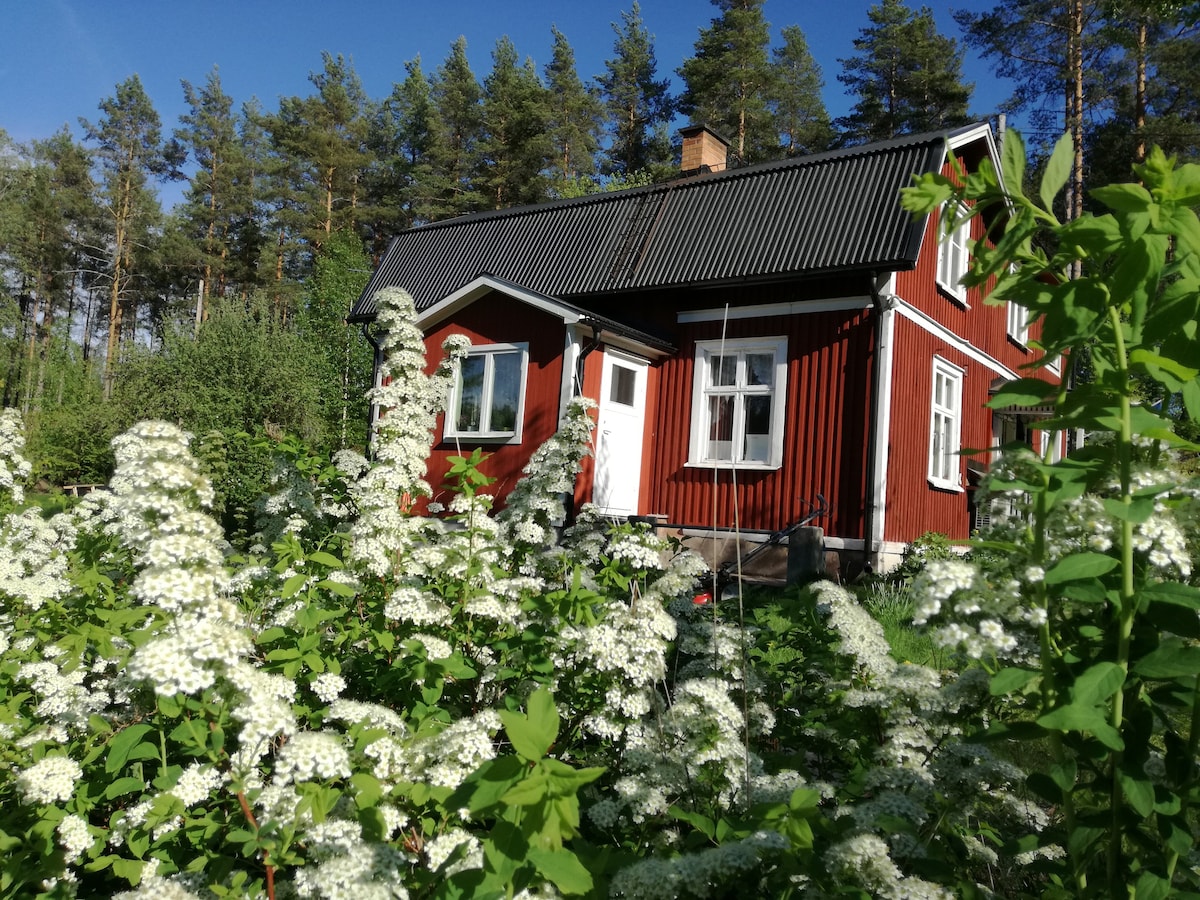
[417,273,675,359]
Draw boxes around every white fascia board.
[416,274,582,331]
[894,298,1019,380]
[677,296,871,324]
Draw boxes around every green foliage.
[113,294,330,447]
[678,0,776,165]
[903,131,1200,896]
[597,2,674,178]
[836,0,973,143]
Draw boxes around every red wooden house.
[348,123,1061,572]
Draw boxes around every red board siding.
[642,307,875,540]
[421,294,567,511]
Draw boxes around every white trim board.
[893,298,1019,380]
[677,296,871,324]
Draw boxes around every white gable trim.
[677,296,871,324]
[894,297,1019,380]
[416,275,582,330]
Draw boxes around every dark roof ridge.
[398,124,984,236]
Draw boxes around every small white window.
[936,202,971,304]
[1007,301,1029,346]
[688,336,788,469]
[445,342,528,443]
[929,356,964,489]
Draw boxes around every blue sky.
[2,0,1016,188]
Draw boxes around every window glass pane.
[746,353,774,388]
[456,356,485,432]
[610,365,636,406]
[489,352,521,432]
[706,395,733,460]
[743,395,771,462]
[709,354,736,387]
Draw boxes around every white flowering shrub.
[11,146,1200,900]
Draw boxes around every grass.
[857,579,945,668]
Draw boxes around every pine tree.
[80,74,181,397]
[174,67,256,315]
[544,26,602,191]
[956,0,1110,225]
[269,53,373,252]
[678,0,777,164]
[597,3,674,177]
[6,130,95,411]
[429,36,485,217]
[837,0,973,144]
[479,36,553,209]
[770,24,835,156]
[365,57,439,247]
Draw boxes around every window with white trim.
[689,336,788,468]
[445,342,528,442]
[1006,300,1029,346]
[936,202,971,304]
[929,357,964,488]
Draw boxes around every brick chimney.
[680,123,730,175]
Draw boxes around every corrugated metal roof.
[349,127,967,323]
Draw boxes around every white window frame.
[929,356,964,490]
[936,202,971,305]
[444,342,529,444]
[1006,300,1029,347]
[687,336,788,469]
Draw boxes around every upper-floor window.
[445,342,528,443]
[1006,300,1029,346]
[688,336,788,469]
[936,202,971,305]
[929,356,964,489]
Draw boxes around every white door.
[594,350,649,516]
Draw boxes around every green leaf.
[1001,130,1028,202]
[1134,870,1172,900]
[1072,662,1125,706]
[106,724,155,774]
[500,688,559,762]
[104,776,147,800]
[1040,132,1072,212]
[317,579,358,598]
[281,573,308,599]
[306,551,344,569]
[1118,768,1155,817]
[986,377,1058,409]
[527,847,594,895]
[990,667,1039,696]
[482,820,527,884]
[1044,553,1117,585]
[1143,581,1200,610]
[1135,637,1200,679]
[1091,182,1153,214]
[1102,495,1158,524]
[349,772,382,809]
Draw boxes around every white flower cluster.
[18,659,111,733]
[274,731,353,784]
[0,407,32,505]
[609,830,789,899]
[102,422,251,697]
[824,832,953,900]
[496,397,596,571]
[908,560,1035,663]
[16,754,82,805]
[56,813,92,862]
[347,287,466,577]
[0,509,73,612]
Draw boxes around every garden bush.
[3,135,1200,899]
